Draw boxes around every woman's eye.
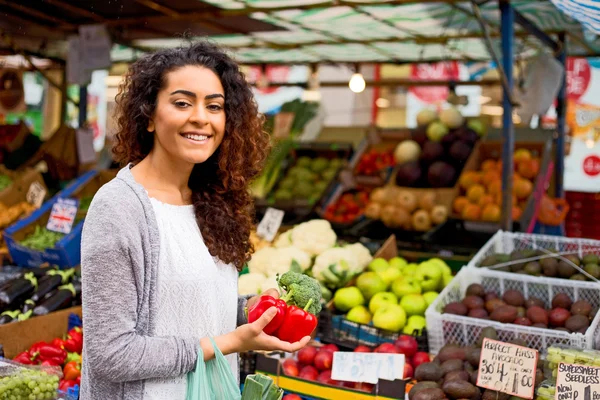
[208,104,223,111]
[175,101,191,108]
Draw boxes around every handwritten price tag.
[47,198,79,234]
[477,338,539,399]
[26,182,46,208]
[555,363,600,400]
[273,112,295,139]
[256,208,285,242]
[331,352,405,384]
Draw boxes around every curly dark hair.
[113,41,270,270]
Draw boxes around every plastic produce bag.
[0,358,63,399]
[186,338,241,400]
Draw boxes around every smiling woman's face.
[148,65,226,166]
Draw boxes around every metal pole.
[555,32,567,199]
[60,67,68,124]
[500,0,515,231]
[78,85,88,127]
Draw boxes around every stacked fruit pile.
[355,147,395,176]
[478,251,599,281]
[393,108,485,189]
[364,186,448,231]
[453,148,539,222]
[272,156,343,202]
[322,189,371,225]
[332,257,453,334]
[443,284,597,333]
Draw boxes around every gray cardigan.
[80,165,250,399]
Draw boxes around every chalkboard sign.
[555,363,600,400]
[477,338,539,399]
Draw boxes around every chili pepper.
[13,351,33,365]
[275,298,317,343]
[63,328,83,354]
[247,295,287,335]
[58,379,79,392]
[63,361,81,380]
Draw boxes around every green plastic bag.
[186,338,242,400]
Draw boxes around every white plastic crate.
[469,230,600,274]
[425,265,600,355]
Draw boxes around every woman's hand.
[232,307,310,353]
[246,288,280,311]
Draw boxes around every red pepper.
[275,299,318,343]
[29,341,48,354]
[58,379,79,391]
[247,295,287,335]
[13,351,34,365]
[40,357,65,366]
[63,361,81,380]
[32,343,67,365]
[63,328,83,354]
[51,338,65,349]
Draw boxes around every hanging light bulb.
[349,73,366,93]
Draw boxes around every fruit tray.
[317,309,429,352]
[425,265,600,355]
[469,230,600,282]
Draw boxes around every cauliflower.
[273,231,292,248]
[312,247,360,289]
[275,246,312,272]
[261,274,280,293]
[247,247,280,275]
[247,246,312,276]
[238,273,267,296]
[290,219,336,256]
[344,243,373,272]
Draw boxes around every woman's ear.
[147,119,155,133]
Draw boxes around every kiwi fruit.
[584,264,600,279]
[442,380,481,400]
[524,261,541,275]
[571,300,593,317]
[466,284,486,298]
[565,255,581,266]
[410,381,440,400]
[565,314,590,332]
[502,290,525,307]
[441,359,464,376]
[540,258,558,277]
[413,388,446,400]
[582,253,599,265]
[415,362,444,382]
[552,293,573,309]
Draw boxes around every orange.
[459,171,482,191]
[462,203,482,220]
[481,159,497,172]
[478,194,495,207]
[512,206,523,220]
[488,180,502,196]
[514,148,532,164]
[483,170,501,184]
[481,204,501,222]
[514,179,533,200]
[466,184,486,203]
[517,158,540,180]
[453,196,469,214]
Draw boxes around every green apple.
[368,258,389,273]
[333,286,365,312]
[356,272,387,301]
[369,292,398,314]
[389,257,408,270]
[377,266,402,288]
[442,273,454,288]
[346,305,372,325]
[391,276,422,298]
[423,291,439,306]
[372,304,406,332]
[428,258,452,277]
[399,293,427,316]
[402,263,418,276]
[402,315,427,335]
[415,261,443,292]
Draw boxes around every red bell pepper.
[63,328,83,354]
[247,295,287,335]
[51,338,66,349]
[13,351,34,365]
[63,361,81,380]
[275,299,317,343]
[31,343,67,365]
[58,379,79,392]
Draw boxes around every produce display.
[271,156,343,203]
[354,147,395,176]
[332,257,453,334]
[453,148,539,222]
[477,250,600,281]
[364,186,449,231]
[0,201,37,230]
[394,108,485,189]
[241,373,284,400]
[442,284,597,333]
[0,361,62,400]
[322,188,371,225]
[0,268,80,324]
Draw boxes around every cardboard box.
[3,169,117,268]
[0,167,47,208]
[0,306,82,359]
[255,353,407,400]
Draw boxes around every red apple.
[394,335,418,358]
[317,370,336,385]
[353,345,372,353]
[320,344,339,353]
[314,350,333,371]
[412,352,431,369]
[374,343,400,354]
[282,395,303,400]
[299,365,319,381]
[355,382,375,392]
[297,346,318,366]
[403,362,414,379]
[282,358,299,377]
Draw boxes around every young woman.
[80,41,310,399]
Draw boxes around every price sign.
[273,112,295,139]
[555,363,600,400]
[331,352,405,384]
[256,207,284,242]
[477,338,538,399]
[47,198,79,234]
[26,182,46,208]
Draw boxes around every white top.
[143,198,239,400]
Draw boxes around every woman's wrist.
[199,331,241,361]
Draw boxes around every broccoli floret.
[278,271,322,315]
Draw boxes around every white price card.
[555,363,600,400]
[477,338,539,399]
[47,198,79,234]
[76,127,96,164]
[256,208,284,242]
[26,182,46,208]
[331,352,405,384]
